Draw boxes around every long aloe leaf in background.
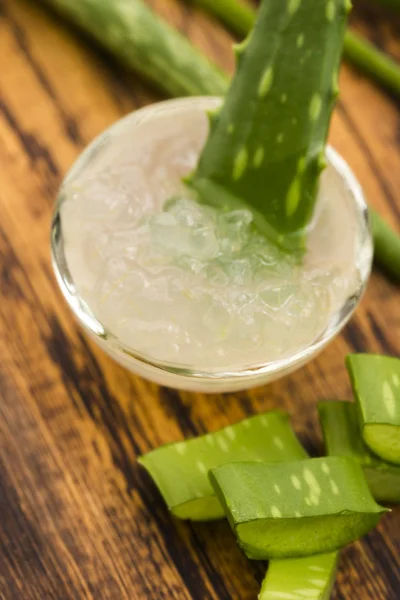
[188,0,349,250]
[41,0,228,97]
[319,400,400,503]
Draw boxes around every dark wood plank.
[0,0,398,598]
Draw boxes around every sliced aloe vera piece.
[318,401,400,504]
[210,456,386,559]
[259,552,338,600]
[139,411,307,520]
[189,0,349,251]
[346,354,400,465]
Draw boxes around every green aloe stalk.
[139,411,307,520]
[188,0,400,96]
[319,401,400,503]
[371,211,400,281]
[210,456,386,559]
[41,0,228,97]
[346,354,400,465]
[259,552,338,600]
[188,0,349,250]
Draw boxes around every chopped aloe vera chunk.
[346,354,400,465]
[319,401,400,503]
[210,456,386,559]
[259,552,338,600]
[139,411,307,520]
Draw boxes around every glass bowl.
[51,97,373,393]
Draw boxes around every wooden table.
[0,1,399,598]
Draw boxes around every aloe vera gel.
[59,97,371,382]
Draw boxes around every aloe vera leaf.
[210,456,386,559]
[346,354,400,465]
[319,401,400,504]
[41,0,228,98]
[259,552,338,600]
[188,0,349,251]
[189,0,400,97]
[138,411,307,521]
[187,0,254,37]
[371,210,400,282]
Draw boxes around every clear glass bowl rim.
[51,96,373,384]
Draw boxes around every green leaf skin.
[259,552,338,600]
[41,0,228,98]
[346,354,400,465]
[319,401,400,504]
[138,411,307,521]
[187,0,254,38]
[371,210,400,282]
[210,456,386,559]
[188,0,350,251]
[189,0,400,98]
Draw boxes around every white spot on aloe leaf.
[253,146,265,168]
[288,0,301,15]
[291,475,301,490]
[295,511,302,517]
[292,117,298,125]
[197,460,207,474]
[271,505,282,518]
[273,436,284,449]
[176,442,186,455]
[233,147,248,180]
[310,495,320,506]
[281,93,287,104]
[383,381,396,418]
[263,592,298,599]
[218,437,229,452]
[309,93,322,121]
[305,497,312,506]
[310,579,327,587]
[392,374,399,387]
[286,179,301,217]
[308,565,325,572]
[330,479,339,495]
[303,468,321,495]
[276,133,284,144]
[321,461,330,474]
[243,420,251,428]
[326,0,335,21]
[226,427,236,441]
[297,33,305,48]
[294,589,321,598]
[206,435,215,446]
[258,66,273,97]
[227,124,234,134]
[274,484,281,494]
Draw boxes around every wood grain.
[0,0,399,598]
